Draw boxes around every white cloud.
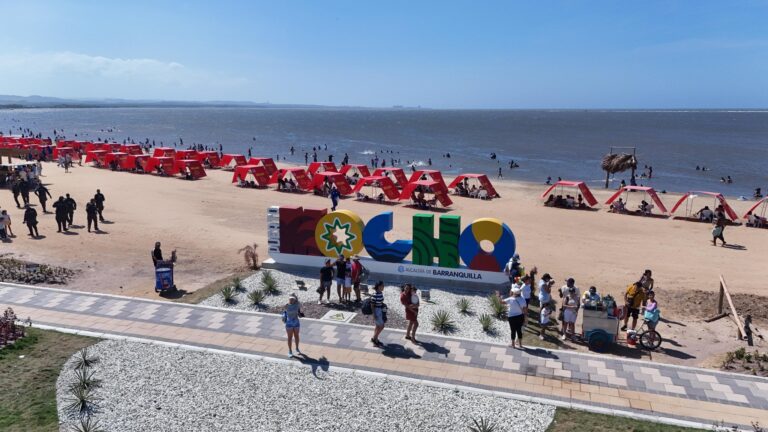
[0,51,249,100]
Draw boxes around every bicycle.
[631,319,662,350]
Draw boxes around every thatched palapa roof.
[601,153,637,174]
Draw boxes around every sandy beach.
[3,158,767,365]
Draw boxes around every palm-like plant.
[238,243,259,269]
[248,289,266,306]
[457,297,472,315]
[65,386,96,417]
[70,367,101,391]
[488,294,505,319]
[220,285,236,303]
[260,270,279,295]
[430,310,456,334]
[232,277,245,292]
[72,347,98,370]
[479,314,494,333]
[468,416,497,432]
[70,416,105,432]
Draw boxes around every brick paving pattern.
[2,283,767,428]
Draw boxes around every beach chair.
[478,189,489,200]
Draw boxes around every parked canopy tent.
[120,144,143,155]
[311,171,353,195]
[220,154,247,169]
[605,186,668,213]
[152,147,176,158]
[123,154,150,171]
[351,175,400,200]
[744,197,768,219]
[269,167,313,190]
[408,169,446,185]
[670,191,739,221]
[247,157,278,175]
[372,167,409,188]
[231,164,270,186]
[52,146,79,159]
[448,174,500,198]
[339,164,371,178]
[102,143,121,152]
[540,181,599,207]
[104,152,129,168]
[84,150,108,164]
[174,150,197,160]
[145,156,178,176]
[398,179,453,207]
[84,142,102,153]
[308,161,338,175]
[174,159,207,179]
[195,151,222,168]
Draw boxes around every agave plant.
[260,270,279,295]
[65,386,96,417]
[468,416,497,432]
[220,285,236,303]
[430,310,456,334]
[232,277,245,292]
[72,347,98,370]
[479,314,494,333]
[70,367,101,391]
[70,416,105,432]
[456,297,472,315]
[248,289,266,306]
[488,294,505,319]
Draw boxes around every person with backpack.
[400,284,420,343]
[350,255,364,303]
[370,281,386,347]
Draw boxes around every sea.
[1,108,766,198]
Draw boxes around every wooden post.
[717,282,724,315]
[720,275,745,339]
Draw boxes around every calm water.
[2,108,766,197]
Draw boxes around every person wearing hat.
[504,254,521,282]
[581,286,601,305]
[283,293,303,358]
[538,273,555,308]
[503,285,528,349]
[350,255,364,303]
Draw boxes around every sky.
[0,0,767,108]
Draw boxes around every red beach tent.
[153,147,176,158]
[120,144,144,155]
[352,176,400,200]
[308,161,338,175]
[269,167,313,190]
[541,181,598,207]
[339,164,371,178]
[52,146,78,159]
[232,164,270,186]
[84,150,108,164]
[372,167,409,188]
[744,197,768,219]
[145,156,178,176]
[175,159,207,179]
[605,186,668,214]
[311,171,353,195]
[448,174,500,199]
[247,157,278,175]
[197,151,222,168]
[221,154,247,169]
[174,150,197,160]
[123,154,150,171]
[670,191,739,221]
[399,179,453,207]
[104,152,129,168]
[408,169,446,185]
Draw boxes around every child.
[539,302,553,340]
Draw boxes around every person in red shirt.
[350,255,364,303]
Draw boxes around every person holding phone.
[284,293,303,358]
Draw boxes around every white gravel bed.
[57,340,555,432]
[199,269,513,343]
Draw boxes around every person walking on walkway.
[53,196,68,232]
[1,210,13,237]
[371,281,386,347]
[36,183,52,213]
[85,199,99,232]
[504,286,528,348]
[64,193,76,226]
[400,284,420,343]
[94,189,106,222]
[318,259,334,304]
[23,204,39,237]
[283,293,303,358]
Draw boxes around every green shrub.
[468,416,497,432]
[457,297,471,315]
[488,294,505,319]
[72,347,98,370]
[260,271,279,295]
[430,310,456,334]
[735,347,746,360]
[70,416,105,432]
[65,386,96,417]
[220,285,236,303]
[70,367,101,391]
[479,314,494,333]
[248,289,266,306]
[232,277,244,292]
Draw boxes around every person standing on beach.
[53,196,68,232]
[85,199,99,232]
[11,180,22,208]
[329,186,340,211]
[94,189,106,222]
[283,294,303,358]
[318,259,334,304]
[621,281,646,331]
[498,167,503,179]
[371,281,386,347]
[64,193,76,226]
[23,204,39,237]
[334,255,347,303]
[400,284,420,343]
[712,219,727,246]
[36,183,52,213]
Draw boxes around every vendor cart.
[580,296,620,352]
[154,260,177,294]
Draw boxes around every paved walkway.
[2,282,767,429]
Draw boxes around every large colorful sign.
[274,206,516,272]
